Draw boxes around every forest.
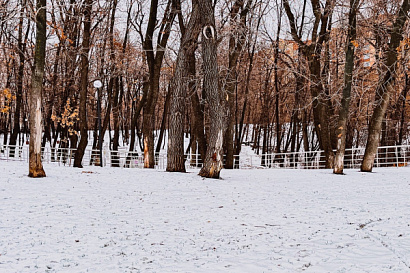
[0,0,410,178]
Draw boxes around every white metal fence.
[1,144,409,169]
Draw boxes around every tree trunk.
[167,0,201,172]
[198,0,226,179]
[334,0,359,174]
[112,77,122,167]
[142,80,158,168]
[224,0,252,169]
[125,82,145,167]
[397,73,409,145]
[73,0,92,168]
[308,54,334,168]
[361,0,410,172]
[302,110,310,153]
[273,2,283,156]
[108,0,121,167]
[156,83,171,155]
[10,2,29,157]
[188,49,207,164]
[29,0,46,178]
[142,0,176,168]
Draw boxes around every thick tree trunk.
[172,0,207,163]
[361,0,410,172]
[167,0,201,172]
[198,0,226,179]
[334,0,358,174]
[29,0,46,178]
[73,0,92,168]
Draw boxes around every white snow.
[1,162,410,272]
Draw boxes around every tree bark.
[156,83,171,155]
[112,77,122,167]
[361,0,410,172]
[273,3,283,156]
[167,0,201,172]
[188,48,207,164]
[73,0,92,168]
[108,0,121,167]
[334,0,359,174]
[142,0,176,168]
[397,73,409,145]
[224,0,252,169]
[10,2,29,157]
[198,0,226,178]
[29,0,46,177]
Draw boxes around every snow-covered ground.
[1,162,410,272]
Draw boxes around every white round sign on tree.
[93,80,102,88]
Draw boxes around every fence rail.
[1,144,409,170]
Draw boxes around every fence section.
[1,144,409,170]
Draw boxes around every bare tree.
[74,0,93,168]
[224,0,253,169]
[167,0,201,172]
[334,0,360,174]
[141,0,177,168]
[283,0,336,168]
[9,0,30,157]
[361,0,410,172]
[198,0,226,178]
[28,0,46,177]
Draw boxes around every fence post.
[376,149,378,168]
[351,149,354,168]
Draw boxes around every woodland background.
[0,0,409,177]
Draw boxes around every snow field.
[1,162,410,272]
